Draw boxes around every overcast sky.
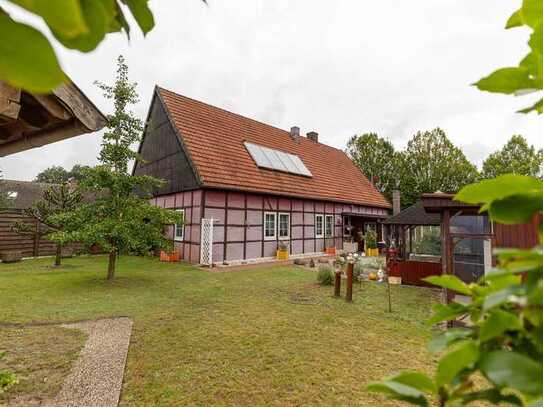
[2,0,541,180]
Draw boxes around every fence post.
[346,263,353,303]
[334,270,341,297]
[33,218,40,258]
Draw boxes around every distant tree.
[34,166,70,184]
[398,128,479,207]
[482,135,543,179]
[69,165,92,182]
[346,133,398,201]
[12,183,81,267]
[34,164,92,184]
[0,170,7,210]
[51,56,180,280]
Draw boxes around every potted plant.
[325,238,336,256]
[276,241,289,260]
[364,229,379,257]
[1,250,23,264]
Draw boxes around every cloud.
[2,0,541,181]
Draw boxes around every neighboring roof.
[0,179,101,210]
[0,80,106,157]
[0,180,51,209]
[383,201,441,226]
[156,87,391,208]
[421,192,480,213]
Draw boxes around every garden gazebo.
[383,201,441,286]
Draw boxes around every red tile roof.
[158,87,391,208]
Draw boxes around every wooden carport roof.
[382,201,440,226]
[0,81,106,157]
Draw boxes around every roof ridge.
[156,86,345,154]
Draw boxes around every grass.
[0,326,86,406]
[0,255,440,406]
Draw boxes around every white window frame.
[325,215,334,238]
[315,214,324,238]
[174,209,185,241]
[278,212,290,240]
[264,212,277,240]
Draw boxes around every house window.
[278,213,290,239]
[325,215,334,238]
[174,209,184,241]
[264,212,277,240]
[315,214,324,238]
[343,215,352,237]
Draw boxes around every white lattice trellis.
[200,218,214,266]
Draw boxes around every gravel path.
[50,318,133,407]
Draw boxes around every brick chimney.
[306,131,318,143]
[290,126,301,143]
[392,189,401,215]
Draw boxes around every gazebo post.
[409,226,413,256]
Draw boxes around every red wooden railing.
[396,260,441,288]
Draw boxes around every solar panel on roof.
[244,142,312,177]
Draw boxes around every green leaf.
[529,25,543,57]
[479,309,522,342]
[480,351,543,395]
[456,175,543,210]
[522,0,543,29]
[484,285,525,310]
[506,9,524,28]
[427,302,469,326]
[9,0,88,38]
[474,67,539,94]
[424,275,471,295]
[458,389,523,405]
[518,98,543,114]
[489,191,543,224]
[436,340,479,387]
[528,398,543,407]
[428,328,472,353]
[389,372,437,394]
[53,0,109,52]
[366,381,429,406]
[0,14,65,92]
[122,0,155,35]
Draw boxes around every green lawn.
[0,255,440,406]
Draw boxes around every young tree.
[398,128,479,207]
[51,56,180,280]
[482,135,543,179]
[12,183,82,267]
[346,133,399,201]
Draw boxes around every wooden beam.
[0,81,21,120]
[53,82,106,131]
[32,93,72,121]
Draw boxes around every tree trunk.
[54,244,62,267]
[107,248,117,280]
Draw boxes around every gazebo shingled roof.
[383,201,440,226]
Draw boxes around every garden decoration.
[159,251,180,262]
[364,229,379,257]
[276,241,289,260]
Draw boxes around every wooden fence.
[0,209,71,258]
[390,260,441,288]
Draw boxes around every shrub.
[353,261,364,281]
[0,352,18,394]
[317,265,334,285]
